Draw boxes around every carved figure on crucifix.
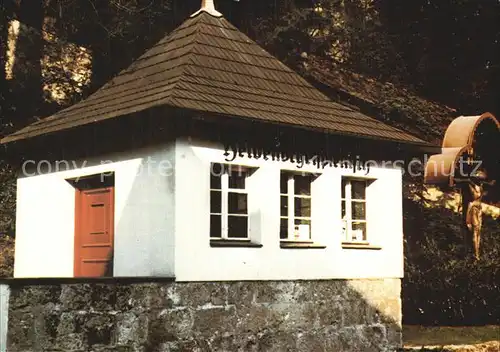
[424,112,499,261]
[462,169,496,260]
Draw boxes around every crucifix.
[424,112,499,261]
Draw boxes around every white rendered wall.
[174,138,404,281]
[14,143,176,278]
[14,136,404,280]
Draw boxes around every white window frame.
[341,178,368,244]
[280,172,313,241]
[210,164,250,240]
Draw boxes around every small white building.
[2,2,434,283]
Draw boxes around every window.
[210,164,250,240]
[280,171,314,241]
[341,178,368,243]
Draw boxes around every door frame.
[72,173,115,277]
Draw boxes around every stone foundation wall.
[5,278,402,351]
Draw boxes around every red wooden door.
[74,187,114,277]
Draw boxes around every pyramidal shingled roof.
[1,8,429,146]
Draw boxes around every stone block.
[172,282,228,308]
[326,325,390,352]
[7,304,60,351]
[157,338,208,352]
[44,310,61,342]
[89,284,117,311]
[83,313,115,347]
[377,298,402,325]
[140,309,193,350]
[295,280,349,303]
[244,302,318,333]
[115,283,166,312]
[281,302,319,331]
[90,344,135,352]
[362,324,388,350]
[254,281,296,304]
[226,282,255,306]
[9,285,61,309]
[336,326,370,352]
[234,304,274,334]
[365,304,383,325]
[386,325,403,348]
[347,279,401,302]
[55,332,87,351]
[296,331,326,352]
[160,308,195,341]
[315,300,342,327]
[57,312,78,336]
[260,303,294,331]
[342,300,371,326]
[256,330,298,351]
[60,284,93,310]
[30,305,59,351]
[205,333,239,351]
[321,326,348,352]
[114,312,141,346]
[7,309,35,351]
[192,305,237,338]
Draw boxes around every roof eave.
[1,113,439,154]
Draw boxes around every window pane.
[228,193,247,214]
[294,218,311,226]
[280,172,290,194]
[294,175,311,195]
[352,202,366,220]
[228,216,248,238]
[281,196,288,216]
[210,215,221,238]
[293,219,311,240]
[351,222,367,241]
[210,164,223,189]
[280,218,288,239]
[210,190,221,213]
[351,181,366,199]
[294,197,311,217]
[229,169,246,189]
[341,179,347,198]
[341,201,346,219]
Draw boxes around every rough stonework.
[6,279,402,351]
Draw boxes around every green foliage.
[253,0,499,117]
[378,95,442,142]
[40,0,176,99]
[0,0,16,278]
[251,0,409,82]
[0,0,13,133]
[377,0,500,115]
[0,235,14,277]
[403,187,500,325]
[0,161,16,237]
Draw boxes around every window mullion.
[244,174,249,238]
[287,175,294,239]
[221,172,229,239]
[346,181,352,241]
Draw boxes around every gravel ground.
[402,341,500,351]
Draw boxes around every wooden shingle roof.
[1,11,430,146]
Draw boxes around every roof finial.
[191,0,223,17]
